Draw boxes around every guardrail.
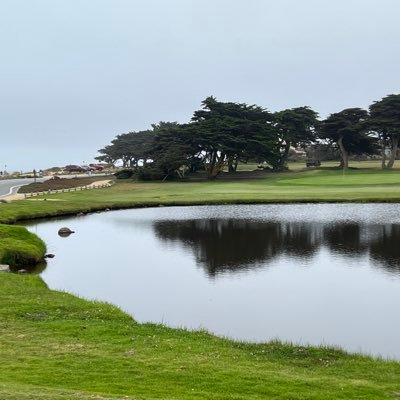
[24,183,112,198]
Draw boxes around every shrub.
[136,167,165,181]
[114,169,134,179]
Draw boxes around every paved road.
[0,177,48,197]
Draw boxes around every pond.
[24,204,400,359]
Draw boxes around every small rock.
[58,227,75,237]
[44,254,55,259]
[0,264,10,272]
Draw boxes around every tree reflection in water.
[154,219,400,277]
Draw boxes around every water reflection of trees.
[155,220,321,276]
[369,225,400,274]
[154,219,400,277]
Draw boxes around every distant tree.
[149,122,199,179]
[319,108,376,169]
[368,94,400,169]
[96,130,154,167]
[95,145,119,166]
[272,106,319,170]
[191,96,277,178]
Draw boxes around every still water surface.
[25,204,400,359]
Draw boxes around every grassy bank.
[2,168,400,223]
[1,273,400,399]
[0,224,45,267]
[1,166,400,398]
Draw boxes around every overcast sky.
[1,0,399,172]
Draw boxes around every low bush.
[136,166,165,181]
[114,169,134,179]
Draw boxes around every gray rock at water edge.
[58,227,75,237]
[0,264,10,272]
[44,254,55,259]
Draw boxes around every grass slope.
[0,224,46,266]
[1,273,400,400]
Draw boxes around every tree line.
[96,94,400,179]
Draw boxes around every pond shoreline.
[29,204,400,359]
[2,272,400,399]
[4,197,400,225]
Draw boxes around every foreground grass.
[2,168,400,223]
[1,273,400,399]
[0,224,45,266]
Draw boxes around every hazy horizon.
[1,0,399,172]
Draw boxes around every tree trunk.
[206,151,217,178]
[278,141,290,170]
[227,157,234,173]
[233,158,238,172]
[227,156,238,173]
[207,151,225,179]
[381,147,387,169]
[337,136,348,170]
[381,130,388,169]
[272,142,290,171]
[387,135,399,169]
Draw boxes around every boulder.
[58,227,75,237]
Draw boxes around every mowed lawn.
[2,168,400,223]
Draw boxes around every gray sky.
[1,0,399,172]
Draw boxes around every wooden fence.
[24,183,111,198]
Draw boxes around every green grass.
[1,165,400,398]
[2,168,400,224]
[1,273,400,399]
[0,224,46,266]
